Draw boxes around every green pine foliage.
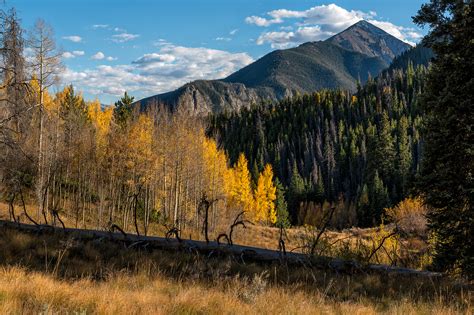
[113,91,134,127]
[413,0,474,279]
[208,65,428,227]
[274,178,290,228]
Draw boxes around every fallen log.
[0,220,444,278]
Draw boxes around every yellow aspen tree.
[127,114,154,184]
[253,173,267,222]
[202,137,234,198]
[230,153,253,212]
[254,164,277,224]
[30,76,55,113]
[87,99,113,156]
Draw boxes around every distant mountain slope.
[386,44,434,72]
[223,41,388,95]
[137,20,412,114]
[137,80,278,114]
[326,20,412,64]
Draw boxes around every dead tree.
[19,190,38,225]
[229,211,252,245]
[27,19,63,227]
[216,233,231,245]
[278,224,288,257]
[165,226,182,243]
[198,194,218,244]
[7,193,17,223]
[129,184,144,236]
[310,206,336,255]
[50,209,65,229]
[108,220,127,238]
[215,211,252,246]
[366,230,398,263]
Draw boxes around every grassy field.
[0,224,472,314]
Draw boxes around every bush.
[384,197,428,237]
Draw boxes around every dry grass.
[0,266,470,315]
[0,226,472,314]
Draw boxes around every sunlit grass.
[0,225,471,314]
[0,266,469,315]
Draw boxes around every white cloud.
[134,53,176,64]
[111,33,140,43]
[132,44,253,81]
[245,16,282,27]
[61,43,254,99]
[247,4,422,47]
[92,24,127,33]
[153,39,170,47]
[91,52,116,61]
[256,26,333,49]
[229,29,239,35]
[72,50,85,56]
[62,35,82,43]
[92,24,109,29]
[216,37,231,41]
[406,31,423,39]
[91,52,105,60]
[62,52,75,59]
[62,50,85,59]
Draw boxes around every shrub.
[384,197,428,237]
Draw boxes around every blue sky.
[10,0,427,104]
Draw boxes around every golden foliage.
[30,76,56,113]
[253,164,277,224]
[385,197,428,235]
[229,153,253,213]
[202,137,233,198]
[87,100,113,154]
[351,95,358,104]
[125,114,155,185]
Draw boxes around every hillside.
[137,20,410,114]
[137,80,277,114]
[386,44,434,72]
[223,41,387,94]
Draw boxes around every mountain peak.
[349,20,391,35]
[353,19,377,28]
[326,20,411,64]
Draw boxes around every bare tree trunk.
[173,162,179,226]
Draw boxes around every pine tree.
[113,91,134,128]
[370,170,389,225]
[396,115,412,197]
[377,112,396,181]
[414,0,474,278]
[288,163,305,221]
[274,177,290,228]
[251,159,259,188]
[357,184,370,226]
